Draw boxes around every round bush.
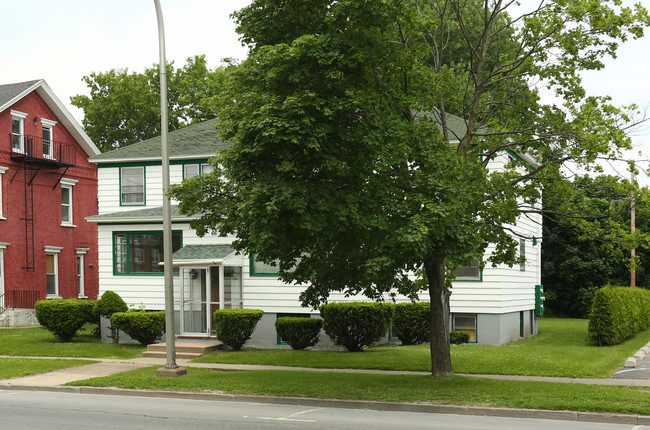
[320,302,393,352]
[95,290,128,318]
[392,302,430,345]
[34,299,95,342]
[275,317,323,350]
[214,309,263,350]
[110,311,165,345]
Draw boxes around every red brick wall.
[0,90,98,304]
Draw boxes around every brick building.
[0,80,100,325]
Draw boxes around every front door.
[180,266,224,336]
[181,268,208,334]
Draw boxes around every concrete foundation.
[0,308,39,327]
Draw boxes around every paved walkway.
[2,354,650,387]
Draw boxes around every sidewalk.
[2,355,650,426]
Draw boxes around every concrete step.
[143,341,220,359]
[141,351,203,359]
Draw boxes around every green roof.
[86,205,194,223]
[90,118,227,162]
[172,245,235,261]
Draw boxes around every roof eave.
[90,154,216,164]
[85,215,196,224]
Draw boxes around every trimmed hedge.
[392,302,430,345]
[95,290,128,318]
[320,302,393,352]
[34,299,95,342]
[588,285,650,346]
[110,311,165,345]
[450,330,470,345]
[275,317,323,350]
[214,309,263,351]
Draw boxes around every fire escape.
[9,133,76,272]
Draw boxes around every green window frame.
[249,254,280,277]
[112,230,182,275]
[452,313,477,343]
[120,166,146,206]
[453,260,482,282]
[183,162,214,180]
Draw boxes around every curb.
[625,341,650,368]
[1,383,649,425]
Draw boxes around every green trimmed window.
[113,231,181,275]
[452,313,477,343]
[453,260,481,281]
[184,163,214,179]
[250,255,280,276]
[120,166,145,205]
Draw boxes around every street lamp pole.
[154,0,186,377]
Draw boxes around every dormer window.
[11,110,27,153]
[41,118,56,159]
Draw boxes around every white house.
[87,118,542,347]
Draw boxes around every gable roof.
[0,79,100,157]
[90,118,226,164]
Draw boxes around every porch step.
[142,341,220,359]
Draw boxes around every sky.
[1,0,649,181]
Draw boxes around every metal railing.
[6,290,41,309]
[10,134,76,166]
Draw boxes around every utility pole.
[154,0,186,377]
[631,170,636,288]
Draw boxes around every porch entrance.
[179,265,242,336]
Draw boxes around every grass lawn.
[0,357,95,379]
[193,318,650,378]
[69,366,650,416]
[0,325,145,359]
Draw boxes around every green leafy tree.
[71,55,229,152]
[543,175,650,317]
[169,0,649,376]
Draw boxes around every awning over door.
[171,244,236,266]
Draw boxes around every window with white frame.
[44,246,63,297]
[41,118,56,159]
[60,178,77,227]
[519,239,526,271]
[120,166,145,205]
[76,248,89,298]
[0,166,7,219]
[11,110,27,153]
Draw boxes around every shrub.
[320,302,393,352]
[392,302,430,345]
[95,290,128,318]
[34,299,95,342]
[214,309,263,350]
[95,290,129,341]
[450,330,470,345]
[588,285,650,346]
[110,311,165,345]
[275,317,323,350]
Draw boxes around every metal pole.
[154,0,185,376]
[631,170,636,288]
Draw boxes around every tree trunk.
[425,257,452,377]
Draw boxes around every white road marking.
[259,408,319,423]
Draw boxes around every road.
[0,390,646,430]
